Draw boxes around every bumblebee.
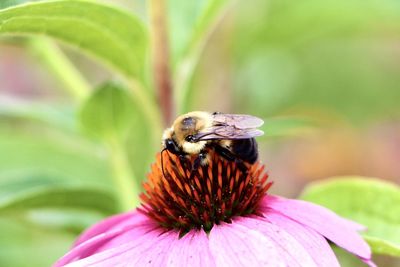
[162,111,264,171]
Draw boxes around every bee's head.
[162,112,212,155]
[161,127,179,155]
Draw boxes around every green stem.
[129,79,163,142]
[29,37,91,101]
[107,136,140,211]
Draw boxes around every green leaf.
[0,125,111,185]
[80,82,136,140]
[0,0,147,79]
[169,0,208,63]
[0,175,118,214]
[260,116,318,139]
[0,96,75,131]
[174,0,234,113]
[185,0,232,55]
[24,208,106,234]
[231,0,400,122]
[333,246,366,267]
[0,0,30,9]
[0,217,76,267]
[125,112,155,184]
[29,37,91,101]
[301,177,400,257]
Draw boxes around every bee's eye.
[185,135,196,142]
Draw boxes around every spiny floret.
[138,151,272,233]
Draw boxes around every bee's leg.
[193,152,207,170]
[190,151,208,179]
[214,145,248,173]
[178,154,190,170]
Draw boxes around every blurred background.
[1,0,399,266]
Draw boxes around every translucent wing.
[194,126,264,140]
[212,113,264,129]
[193,113,264,141]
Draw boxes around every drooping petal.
[340,217,367,232]
[166,230,216,267]
[362,259,377,267]
[54,219,158,267]
[63,229,178,267]
[264,210,340,267]
[233,216,318,267]
[208,222,285,267]
[260,195,372,261]
[54,224,135,267]
[93,219,159,252]
[74,211,148,247]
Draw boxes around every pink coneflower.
[54,152,375,267]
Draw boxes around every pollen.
[138,151,272,233]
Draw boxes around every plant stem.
[29,38,91,102]
[148,0,174,125]
[129,79,163,146]
[107,136,140,211]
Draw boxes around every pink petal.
[130,230,179,266]
[264,210,340,267]
[208,221,285,267]
[74,210,148,247]
[261,195,372,261]
[362,259,377,267]
[54,224,135,267]
[64,229,178,267]
[93,219,159,253]
[233,216,318,267]
[341,217,367,232]
[53,220,157,267]
[166,230,216,267]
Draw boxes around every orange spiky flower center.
[139,151,272,234]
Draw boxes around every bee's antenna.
[161,148,168,179]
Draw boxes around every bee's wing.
[194,126,264,140]
[193,113,264,141]
[212,113,264,129]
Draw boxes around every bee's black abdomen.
[232,138,258,164]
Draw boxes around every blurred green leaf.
[333,246,367,267]
[25,208,106,234]
[301,177,400,257]
[0,96,75,131]
[0,0,147,79]
[0,176,118,214]
[184,0,232,55]
[170,0,231,63]
[174,0,234,113]
[0,217,76,267]
[0,126,111,184]
[79,81,154,189]
[260,116,317,139]
[0,0,30,9]
[80,82,136,140]
[169,0,208,63]
[29,37,92,101]
[125,111,155,183]
[231,0,400,122]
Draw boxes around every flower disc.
[139,151,272,233]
